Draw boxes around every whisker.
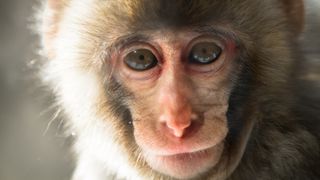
[42,108,62,136]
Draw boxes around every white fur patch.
[41,1,143,179]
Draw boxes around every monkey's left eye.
[188,42,222,64]
[124,49,158,71]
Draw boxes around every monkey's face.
[42,0,299,179]
[109,30,239,178]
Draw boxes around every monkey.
[38,0,320,179]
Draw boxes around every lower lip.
[145,143,224,178]
[163,148,213,161]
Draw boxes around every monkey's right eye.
[188,42,222,65]
[124,49,158,71]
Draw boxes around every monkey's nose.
[166,119,191,138]
[160,106,193,138]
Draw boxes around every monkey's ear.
[41,0,67,58]
[279,0,305,35]
[47,0,65,10]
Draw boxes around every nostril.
[163,114,203,138]
[166,119,204,139]
[165,125,188,138]
[166,114,192,130]
[159,111,192,138]
[160,116,190,137]
[166,119,191,138]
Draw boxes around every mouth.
[144,142,225,179]
[163,148,212,160]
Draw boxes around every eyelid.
[183,35,226,61]
[111,34,152,52]
[119,42,163,64]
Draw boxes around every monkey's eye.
[124,49,158,71]
[188,42,222,64]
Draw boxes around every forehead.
[65,0,279,50]
[84,0,260,31]
[109,0,223,27]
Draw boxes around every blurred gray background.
[0,1,73,180]
[0,1,319,180]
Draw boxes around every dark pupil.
[189,42,222,64]
[124,49,158,71]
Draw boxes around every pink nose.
[159,104,192,137]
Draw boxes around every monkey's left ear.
[41,0,67,58]
[279,0,305,35]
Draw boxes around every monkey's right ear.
[42,0,67,58]
[279,0,305,35]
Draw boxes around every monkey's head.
[40,0,304,179]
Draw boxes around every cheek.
[202,106,229,138]
[196,87,231,106]
[190,71,235,106]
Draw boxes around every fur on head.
[38,0,317,179]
